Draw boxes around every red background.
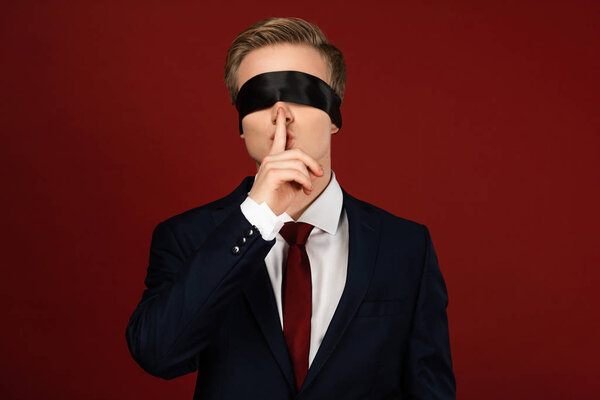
[1,1,599,399]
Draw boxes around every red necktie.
[279,221,315,390]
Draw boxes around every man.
[126,17,456,399]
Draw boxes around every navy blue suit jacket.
[126,175,456,399]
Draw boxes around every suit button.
[231,246,240,255]
[246,228,255,236]
[238,236,247,245]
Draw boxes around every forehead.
[237,43,329,90]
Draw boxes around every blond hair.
[224,17,346,105]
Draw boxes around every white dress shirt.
[240,170,349,368]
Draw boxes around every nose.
[271,101,293,125]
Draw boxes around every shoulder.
[346,191,427,232]
[159,195,228,228]
[344,191,430,251]
[152,177,251,242]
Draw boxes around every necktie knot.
[279,222,314,246]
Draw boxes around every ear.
[330,123,340,135]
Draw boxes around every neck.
[287,164,332,220]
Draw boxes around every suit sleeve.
[404,225,456,399]
[125,206,276,379]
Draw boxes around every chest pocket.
[355,299,411,318]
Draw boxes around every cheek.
[241,111,272,159]
[241,110,270,135]
[301,111,332,146]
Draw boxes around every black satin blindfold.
[235,70,342,135]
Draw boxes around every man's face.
[237,43,339,168]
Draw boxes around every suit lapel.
[242,261,298,391]
[299,186,381,394]
[211,177,381,395]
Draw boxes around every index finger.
[269,107,286,155]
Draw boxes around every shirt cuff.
[240,196,294,241]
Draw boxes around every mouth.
[285,138,295,150]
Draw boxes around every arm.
[404,225,456,399]
[125,205,276,379]
[126,105,321,379]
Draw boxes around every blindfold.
[235,70,342,135]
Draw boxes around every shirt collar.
[297,169,343,235]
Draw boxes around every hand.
[248,107,324,216]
